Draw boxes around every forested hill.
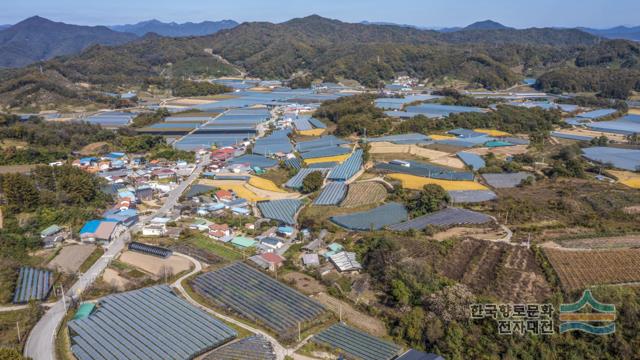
[0,16,137,68]
[2,15,640,106]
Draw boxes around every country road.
[24,156,210,360]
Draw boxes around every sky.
[2,0,639,29]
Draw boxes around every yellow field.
[428,134,456,140]
[388,173,488,191]
[628,108,640,115]
[474,129,510,137]
[218,183,266,202]
[608,170,640,189]
[297,129,326,136]
[248,176,286,193]
[304,153,352,165]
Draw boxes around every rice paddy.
[387,173,489,191]
[248,176,286,193]
[304,153,352,165]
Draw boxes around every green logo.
[559,290,615,335]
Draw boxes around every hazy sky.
[2,0,639,28]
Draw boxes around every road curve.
[25,158,209,360]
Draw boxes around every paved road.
[25,157,209,360]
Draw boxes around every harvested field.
[282,272,326,295]
[199,179,298,201]
[544,248,640,291]
[304,153,351,165]
[369,142,466,169]
[388,173,488,191]
[248,176,286,193]
[102,268,130,291]
[474,129,510,137]
[340,182,387,208]
[466,144,529,157]
[315,292,387,337]
[78,141,109,155]
[119,251,191,278]
[431,226,506,241]
[608,170,640,189]
[556,235,640,249]
[48,244,96,273]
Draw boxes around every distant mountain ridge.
[581,26,640,41]
[464,20,512,30]
[0,16,137,68]
[110,19,238,37]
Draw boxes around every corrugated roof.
[308,117,327,129]
[328,149,363,181]
[299,146,351,160]
[577,108,617,119]
[456,152,486,170]
[229,154,278,168]
[331,202,408,231]
[448,190,498,203]
[365,133,430,144]
[582,147,640,171]
[314,182,348,205]
[390,207,493,231]
[329,251,362,272]
[257,199,303,225]
[374,161,474,181]
[204,335,276,360]
[296,136,348,152]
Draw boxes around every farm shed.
[331,202,408,231]
[312,323,402,360]
[257,199,303,225]
[448,190,498,203]
[204,335,276,360]
[389,207,493,231]
[128,242,172,258]
[328,149,363,181]
[13,267,53,304]
[285,168,331,189]
[482,172,533,188]
[329,252,362,272]
[192,262,326,335]
[67,285,236,360]
[314,182,348,206]
[231,236,257,249]
[582,147,640,171]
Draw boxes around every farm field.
[304,153,351,165]
[118,251,192,278]
[556,235,640,249]
[388,173,488,191]
[315,292,387,337]
[47,244,96,273]
[369,142,465,169]
[608,170,640,189]
[248,176,286,192]
[544,248,640,291]
[340,182,387,208]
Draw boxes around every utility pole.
[298,322,301,342]
[16,321,21,343]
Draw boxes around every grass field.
[249,176,286,193]
[78,247,105,273]
[544,247,640,291]
[186,234,246,261]
[388,173,488,191]
[0,305,42,350]
[341,182,387,208]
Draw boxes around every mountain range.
[110,19,238,37]
[581,26,640,41]
[1,15,639,109]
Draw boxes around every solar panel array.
[331,202,408,231]
[389,207,493,231]
[68,285,236,360]
[314,182,348,206]
[204,335,276,360]
[328,149,363,181]
[128,242,173,258]
[312,323,402,360]
[192,262,326,335]
[13,267,53,304]
[257,199,303,225]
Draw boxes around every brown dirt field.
[315,292,387,337]
[551,128,627,143]
[544,248,640,291]
[282,272,326,295]
[624,206,640,214]
[79,142,110,155]
[466,144,530,157]
[557,235,640,249]
[119,251,192,277]
[0,164,38,174]
[426,238,550,302]
[432,227,506,242]
[102,268,130,291]
[341,182,387,208]
[48,244,97,273]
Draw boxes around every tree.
[407,184,450,216]
[302,171,324,193]
[2,173,39,211]
[391,279,411,306]
[0,348,26,360]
